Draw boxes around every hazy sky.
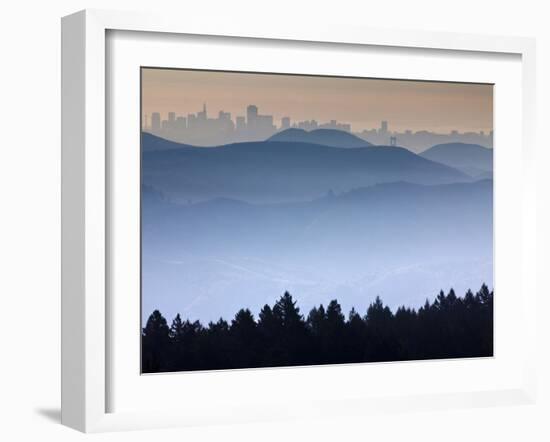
[142,68,493,134]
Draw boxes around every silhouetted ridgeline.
[142,285,493,373]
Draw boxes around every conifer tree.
[141,285,494,373]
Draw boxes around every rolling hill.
[420,142,493,177]
[267,128,373,148]
[141,132,197,151]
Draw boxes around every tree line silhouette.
[142,285,493,373]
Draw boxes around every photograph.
[140,68,494,373]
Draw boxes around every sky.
[141,68,493,134]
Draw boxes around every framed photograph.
[61,9,538,432]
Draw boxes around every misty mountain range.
[142,131,482,204]
[141,129,493,323]
[142,179,492,322]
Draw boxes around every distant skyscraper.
[297,120,319,131]
[318,119,351,132]
[176,116,187,129]
[218,110,231,121]
[380,121,388,134]
[281,117,291,130]
[247,105,258,126]
[167,112,176,130]
[236,116,246,131]
[151,112,161,132]
[197,103,207,121]
[218,111,234,132]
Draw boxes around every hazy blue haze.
[141,132,493,324]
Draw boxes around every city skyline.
[143,103,493,151]
[141,68,493,138]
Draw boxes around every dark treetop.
[142,284,493,373]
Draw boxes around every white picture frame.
[61,9,538,433]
